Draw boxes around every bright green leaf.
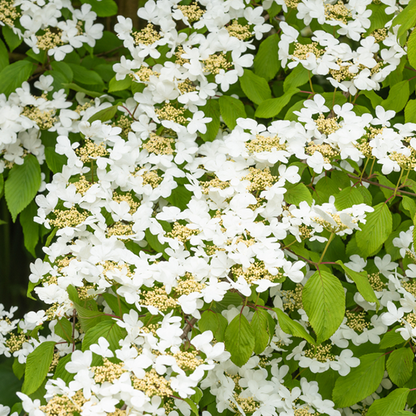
[274,308,316,345]
[336,261,379,308]
[19,201,40,257]
[5,155,41,222]
[88,105,119,123]
[404,99,416,123]
[80,0,118,17]
[255,88,299,118]
[356,203,393,258]
[251,309,272,354]
[334,187,364,210]
[254,34,280,81]
[392,0,416,40]
[63,83,103,98]
[285,183,313,206]
[21,341,55,395]
[386,348,414,387]
[224,314,255,367]
[240,69,272,105]
[219,95,246,130]
[367,388,409,416]
[332,353,386,408]
[109,76,132,92]
[380,327,407,349]
[380,80,409,113]
[82,319,127,352]
[55,318,73,344]
[302,270,345,343]
[199,310,228,342]
[284,65,309,92]
[200,99,220,142]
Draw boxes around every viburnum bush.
[1,0,416,414]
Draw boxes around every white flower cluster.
[0,0,414,415]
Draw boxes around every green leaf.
[380,80,409,113]
[2,26,22,52]
[255,88,299,118]
[0,359,23,407]
[82,319,127,352]
[240,69,272,105]
[145,228,168,257]
[361,90,383,108]
[334,187,364,210]
[356,203,393,258]
[283,65,309,92]
[0,60,33,97]
[366,3,391,33]
[80,0,118,16]
[392,0,416,40]
[88,105,119,123]
[336,261,379,308]
[55,318,73,344]
[404,99,416,123]
[219,95,246,130]
[250,309,272,354]
[253,34,280,81]
[5,155,41,222]
[402,196,416,219]
[109,76,132,92]
[184,398,199,416]
[51,61,73,82]
[67,63,104,88]
[165,184,192,210]
[386,348,414,387]
[67,285,113,332]
[212,292,243,313]
[199,310,228,342]
[12,358,25,380]
[332,353,386,408]
[285,183,313,206]
[200,99,220,142]
[302,270,345,343]
[21,341,55,395]
[366,388,409,416]
[53,353,74,384]
[102,293,131,317]
[63,83,103,98]
[45,147,68,174]
[224,314,255,367]
[19,201,40,257]
[0,39,9,72]
[274,308,316,345]
[380,327,407,349]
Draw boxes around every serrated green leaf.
[0,60,33,97]
[200,99,220,142]
[224,314,255,367]
[219,95,246,130]
[255,88,299,118]
[314,176,341,204]
[253,34,280,81]
[82,320,127,352]
[274,308,316,345]
[334,187,364,210]
[240,69,272,105]
[21,341,55,395]
[199,310,228,342]
[250,309,272,354]
[19,201,40,257]
[356,203,392,258]
[380,327,406,349]
[5,155,41,222]
[336,261,379,308]
[386,348,413,387]
[285,182,313,206]
[332,353,386,408]
[109,76,132,92]
[393,0,416,40]
[367,388,409,416]
[302,270,345,343]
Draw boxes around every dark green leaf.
[200,99,220,142]
[380,80,409,113]
[0,39,9,72]
[88,105,119,123]
[253,34,280,81]
[45,147,68,174]
[250,309,272,354]
[109,76,132,92]
[285,183,313,206]
[55,318,73,344]
[199,310,228,342]
[80,0,118,17]
[19,201,40,257]
[283,65,309,92]
[2,26,22,52]
[63,83,103,98]
[255,88,299,118]
[82,319,127,352]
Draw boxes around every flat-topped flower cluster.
[0,0,415,415]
